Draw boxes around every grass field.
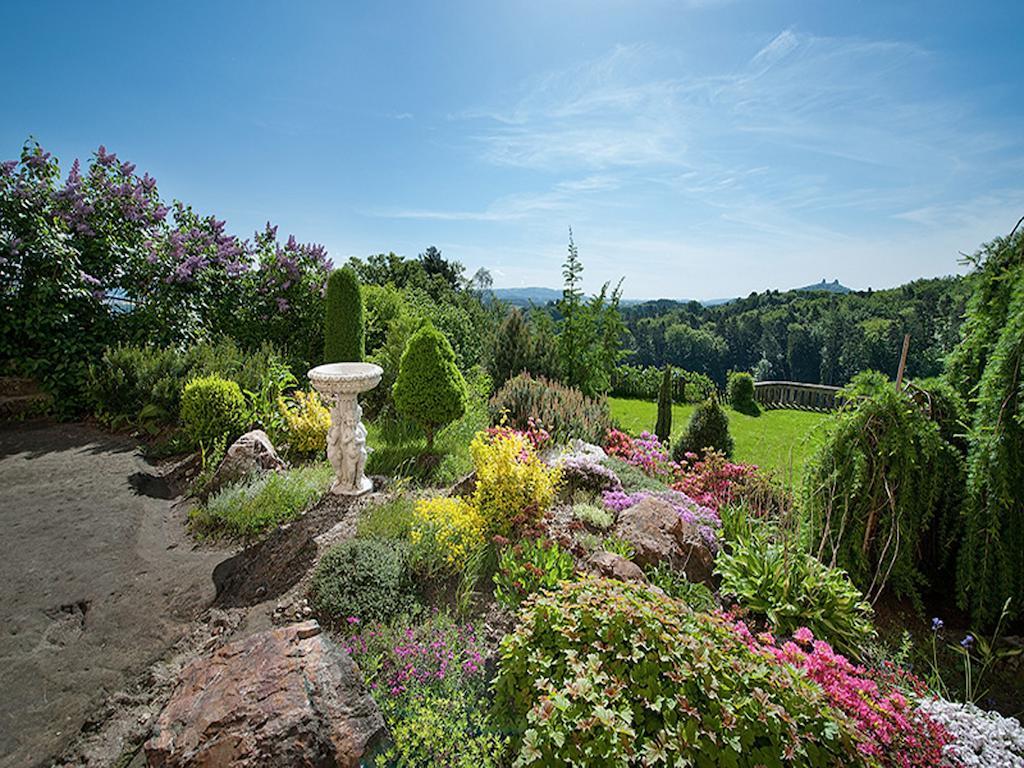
[608,397,828,486]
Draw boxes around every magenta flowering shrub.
[672,448,758,509]
[604,428,674,479]
[344,615,490,697]
[343,613,509,766]
[730,620,953,767]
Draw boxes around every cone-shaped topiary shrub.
[654,365,672,443]
[324,266,364,363]
[727,371,759,415]
[393,323,467,450]
[673,393,733,461]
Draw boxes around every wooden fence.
[753,381,842,412]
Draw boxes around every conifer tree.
[324,267,364,363]
[655,365,672,444]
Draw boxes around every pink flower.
[792,627,814,645]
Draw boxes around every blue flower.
[931,617,944,631]
[960,634,975,649]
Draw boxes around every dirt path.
[0,422,229,768]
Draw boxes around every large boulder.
[611,496,715,585]
[587,550,647,583]
[203,429,285,497]
[145,621,384,768]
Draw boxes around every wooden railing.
[753,381,842,412]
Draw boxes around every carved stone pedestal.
[307,362,383,496]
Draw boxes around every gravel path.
[0,422,228,768]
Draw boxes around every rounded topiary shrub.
[324,266,364,363]
[310,538,415,624]
[393,323,467,450]
[727,371,759,415]
[180,374,248,447]
[673,394,733,461]
[493,578,856,766]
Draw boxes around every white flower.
[917,697,1024,768]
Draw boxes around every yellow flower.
[411,496,486,571]
[470,430,561,536]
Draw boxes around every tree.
[654,365,672,444]
[324,267,364,363]
[418,245,464,290]
[947,224,1024,624]
[392,323,467,451]
[489,307,533,391]
[673,394,733,461]
[557,228,588,389]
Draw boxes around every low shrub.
[644,562,716,611]
[180,374,249,448]
[716,531,876,659]
[489,372,610,444]
[599,455,669,493]
[733,623,953,767]
[276,389,329,456]
[673,393,734,460]
[727,370,759,415]
[310,539,415,624]
[343,614,507,766]
[493,578,860,767]
[356,495,415,540]
[600,534,635,559]
[493,537,575,609]
[471,430,561,537]
[557,454,622,497]
[673,449,790,516]
[572,502,614,530]
[410,496,486,575]
[190,464,332,539]
[604,428,673,479]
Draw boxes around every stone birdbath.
[307,362,383,496]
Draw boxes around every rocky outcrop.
[587,550,647,582]
[145,621,384,768]
[611,496,715,585]
[203,429,285,497]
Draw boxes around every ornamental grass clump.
[470,429,561,536]
[493,578,860,767]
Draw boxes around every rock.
[203,430,286,497]
[448,471,477,498]
[587,551,647,582]
[612,497,715,585]
[145,621,384,768]
[541,439,607,466]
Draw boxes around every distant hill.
[489,287,563,306]
[490,279,853,307]
[797,279,852,294]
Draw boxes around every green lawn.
[608,397,828,486]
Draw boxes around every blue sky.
[3,1,1022,299]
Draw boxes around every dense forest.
[615,277,968,386]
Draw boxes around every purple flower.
[960,634,974,649]
[931,617,944,632]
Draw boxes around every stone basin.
[307,362,383,496]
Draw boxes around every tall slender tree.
[654,365,673,444]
